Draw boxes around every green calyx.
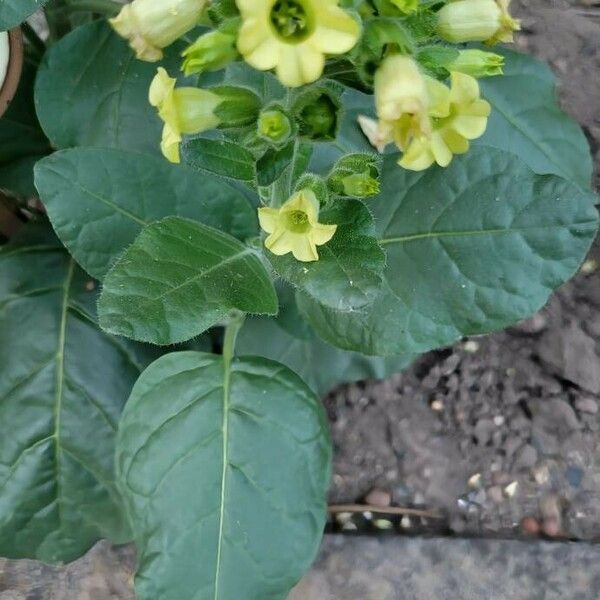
[258,108,294,144]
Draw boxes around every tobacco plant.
[0,0,598,598]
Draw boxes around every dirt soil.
[327,0,600,541]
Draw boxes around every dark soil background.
[0,1,599,597]
[327,0,600,541]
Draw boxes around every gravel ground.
[327,0,600,541]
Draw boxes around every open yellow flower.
[149,68,221,163]
[236,0,360,88]
[258,190,337,262]
[400,72,491,171]
[373,55,450,152]
[436,0,520,46]
[110,0,207,62]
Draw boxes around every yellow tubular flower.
[400,72,491,171]
[236,0,360,88]
[110,0,207,62]
[258,190,337,262]
[374,55,450,151]
[436,0,520,45]
[149,68,221,163]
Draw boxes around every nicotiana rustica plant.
[0,0,598,598]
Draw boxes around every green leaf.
[181,137,256,181]
[268,199,386,310]
[99,217,278,345]
[117,351,331,600]
[34,147,258,280]
[0,0,50,29]
[256,141,295,187]
[34,21,185,154]
[300,149,599,356]
[0,223,152,563]
[238,316,414,396]
[477,48,593,188]
[0,62,50,197]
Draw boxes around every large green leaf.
[0,0,50,29]
[268,199,385,310]
[237,316,414,396]
[477,48,593,188]
[0,63,50,197]
[117,351,331,600]
[99,217,278,345]
[181,137,257,182]
[0,223,151,563]
[34,21,185,154]
[34,147,258,280]
[300,149,599,356]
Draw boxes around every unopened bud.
[181,22,240,76]
[449,49,504,77]
[258,108,294,145]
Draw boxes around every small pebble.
[504,481,519,498]
[580,258,598,275]
[365,488,391,507]
[468,473,482,489]
[430,399,445,412]
[487,486,504,504]
[521,516,541,535]
[463,340,480,353]
[575,397,598,415]
[542,517,561,538]
[373,519,394,530]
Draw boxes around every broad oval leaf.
[34,148,258,280]
[34,21,185,154]
[0,223,151,563]
[268,199,386,310]
[300,149,599,356]
[98,217,278,345]
[237,316,414,396]
[117,351,331,600]
[0,0,50,29]
[477,48,593,188]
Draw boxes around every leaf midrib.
[380,221,598,246]
[52,258,75,527]
[214,356,232,599]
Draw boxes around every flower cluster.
[110,0,520,262]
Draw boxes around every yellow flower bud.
[236,0,360,88]
[258,189,337,262]
[149,68,221,163]
[436,0,520,45]
[110,0,207,62]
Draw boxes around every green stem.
[65,0,121,16]
[21,22,46,57]
[222,312,245,364]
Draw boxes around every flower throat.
[270,0,313,42]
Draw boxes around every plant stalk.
[222,312,245,364]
